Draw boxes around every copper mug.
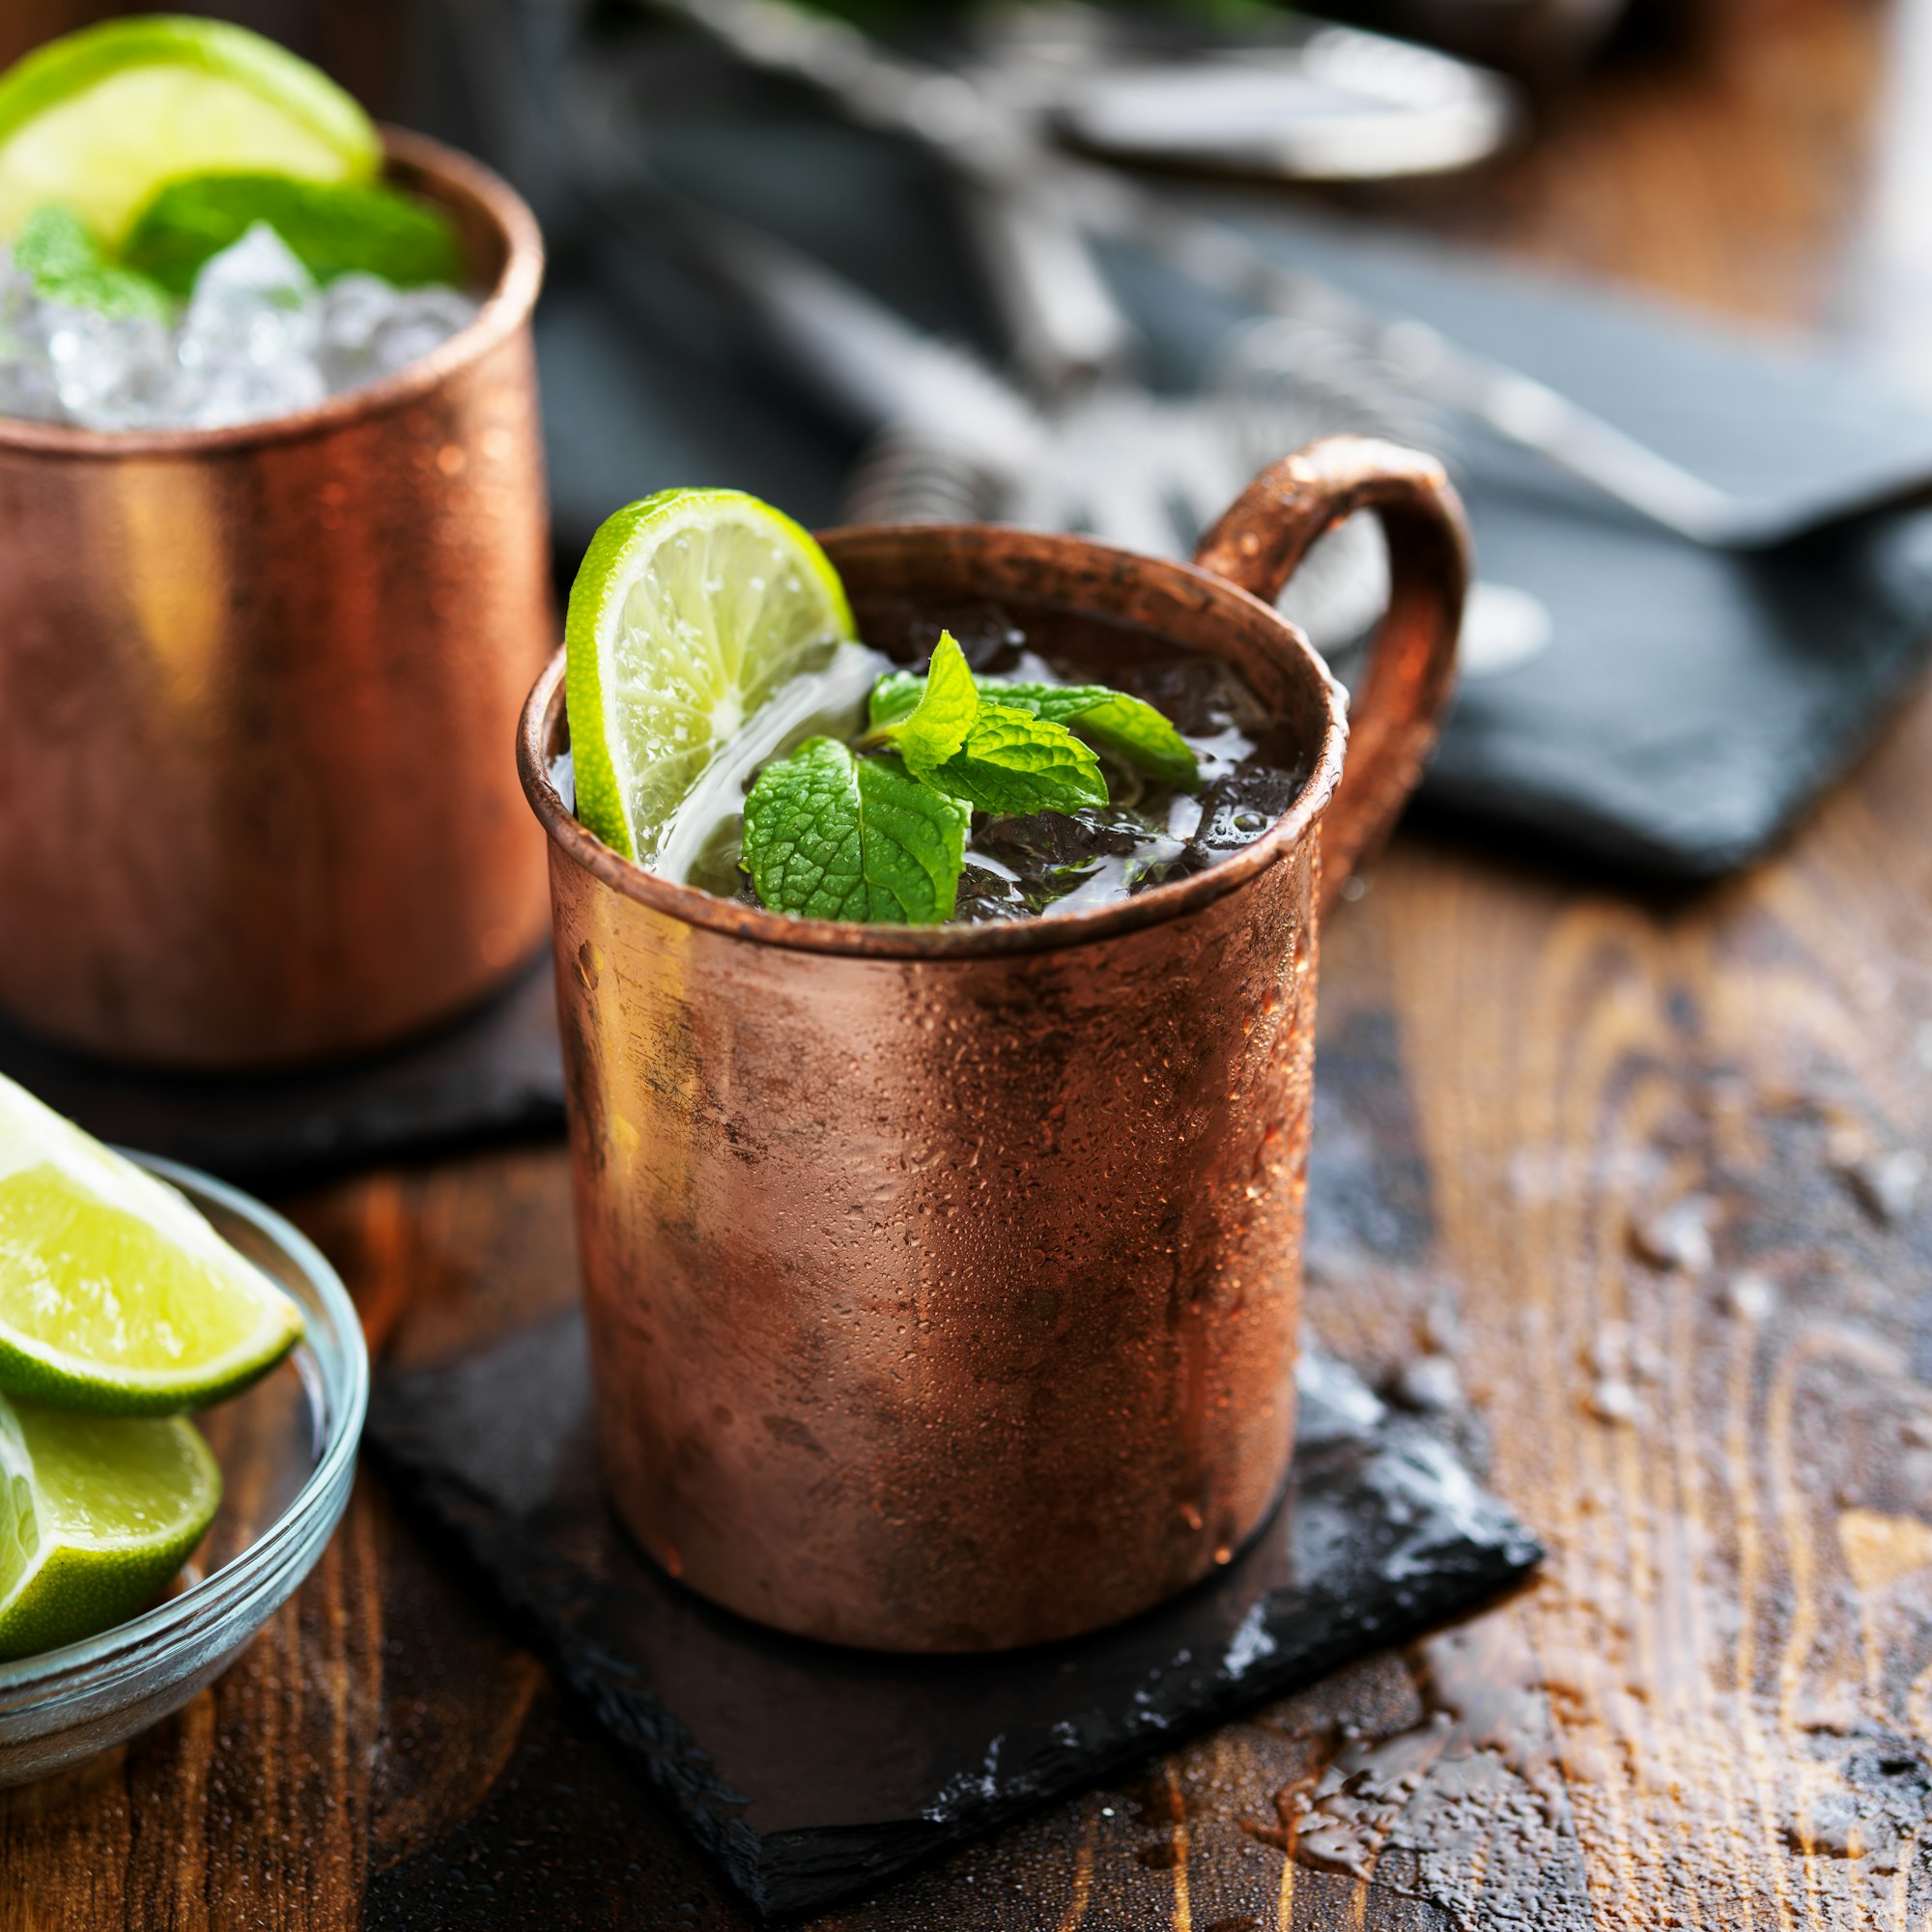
[0,130,553,1069]
[519,438,1470,1652]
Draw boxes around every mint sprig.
[869,662,1199,789]
[916,700,1108,816]
[881,634,1106,817]
[740,630,1196,924]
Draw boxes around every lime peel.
[0,1395,220,1660]
[0,14,381,243]
[564,488,857,867]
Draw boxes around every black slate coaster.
[1109,220,1932,876]
[0,957,566,1183]
[368,1318,1540,1918]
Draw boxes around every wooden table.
[10,2,1932,1923]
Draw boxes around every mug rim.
[517,525,1349,961]
[0,125,543,460]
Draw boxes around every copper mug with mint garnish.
[519,438,1470,1653]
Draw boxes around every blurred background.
[10,0,1931,881]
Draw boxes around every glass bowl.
[0,1155,367,1785]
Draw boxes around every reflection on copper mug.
[519,439,1470,1652]
[0,129,553,1069]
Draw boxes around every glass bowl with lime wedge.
[0,1153,366,1785]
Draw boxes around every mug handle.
[1192,437,1471,916]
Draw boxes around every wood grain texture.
[9,1,1932,1923]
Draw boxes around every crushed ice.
[0,221,479,431]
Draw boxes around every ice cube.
[1119,654,1273,739]
[366,285,480,377]
[0,355,59,421]
[313,271,397,386]
[189,221,314,309]
[0,249,35,326]
[0,242,174,427]
[0,222,478,431]
[0,257,59,421]
[179,353,327,430]
[178,222,319,381]
[317,276,478,388]
[42,298,176,429]
[972,805,1149,871]
[954,862,1032,923]
[963,804,1184,918]
[1173,765,1303,875]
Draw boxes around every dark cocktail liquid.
[579,604,1310,924]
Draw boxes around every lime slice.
[0,1073,303,1415]
[0,1395,219,1660]
[124,172,466,296]
[565,489,858,865]
[0,15,381,245]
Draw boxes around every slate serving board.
[369,1321,1540,1918]
[1111,219,1932,874]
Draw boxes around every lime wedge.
[0,15,381,245]
[565,489,857,865]
[0,1395,219,1660]
[124,172,466,296]
[0,1074,303,1415]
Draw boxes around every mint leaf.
[742,737,968,923]
[867,669,924,732]
[919,701,1107,816]
[14,204,172,320]
[868,665,1199,788]
[38,267,172,321]
[845,756,971,922]
[986,684,1200,788]
[15,206,100,281]
[892,632,980,773]
[123,174,468,297]
[867,633,1110,817]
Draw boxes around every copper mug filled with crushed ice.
[0,125,554,1068]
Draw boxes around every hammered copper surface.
[520,440,1468,1650]
[0,130,553,1069]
